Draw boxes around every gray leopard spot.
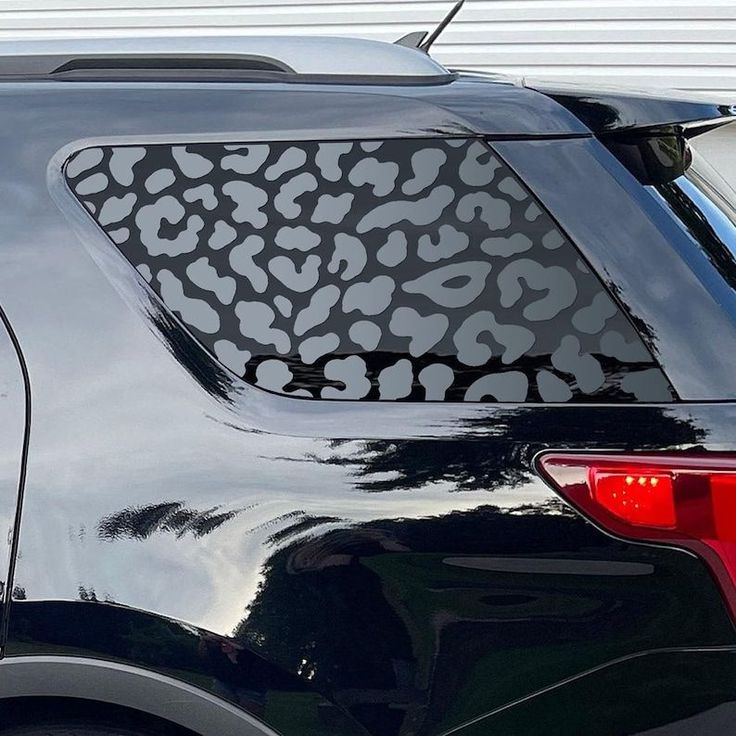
[419,364,454,400]
[537,370,573,402]
[576,259,590,274]
[497,259,577,321]
[235,301,290,354]
[356,185,454,233]
[454,311,535,366]
[275,225,321,252]
[525,203,542,221]
[620,368,673,401]
[268,254,321,293]
[458,141,500,186]
[67,148,103,178]
[83,201,96,214]
[465,372,529,402]
[403,262,491,309]
[349,320,381,351]
[222,181,268,228]
[255,359,310,397]
[600,330,651,362]
[342,275,396,316]
[348,158,399,197]
[480,233,532,258]
[312,192,354,224]
[389,307,448,357]
[572,292,618,334]
[361,141,382,152]
[498,176,528,201]
[221,145,270,175]
[98,192,137,226]
[328,233,366,281]
[418,224,469,263]
[265,147,307,181]
[209,220,236,250]
[76,173,108,196]
[542,230,565,250]
[315,143,352,182]
[294,284,341,336]
[376,231,408,267]
[136,264,152,282]
[184,184,218,211]
[299,333,340,365]
[274,172,318,219]
[172,146,213,178]
[321,356,371,399]
[145,169,175,195]
[445,138,467,148]
[157,270,220,334]
[109,147,146,186]
[551,335,605,393]
[135,195,204,257]
[229,235,268,294]
[456,192,511,230]
[273,295,293,318]
[186,256,236,305]
[378,359,413,400]
[109,227,129,244]
[403,148,447,196]
[214,339,251,376]
[419,363,455,401]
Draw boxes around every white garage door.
[1,0,735,100]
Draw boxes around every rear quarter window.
[65,137,672,403]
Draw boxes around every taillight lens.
[536,453,736,621]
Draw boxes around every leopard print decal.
[65,138,674,402]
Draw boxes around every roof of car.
[0,35,452,82]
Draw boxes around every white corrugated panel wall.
[3,0,736,184]
[1,0,735,99]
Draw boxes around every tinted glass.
[65,138,672,402]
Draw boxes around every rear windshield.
[653,122,736,289]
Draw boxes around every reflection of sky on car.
[2,204,554,636]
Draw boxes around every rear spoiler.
[526,79,736,184]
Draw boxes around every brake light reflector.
[536,454,736,621]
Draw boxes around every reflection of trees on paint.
[309,406,707,493]
[97,501,242,540]
[146,299,236,403]
[235,503,613,736]
[248,510,344,547]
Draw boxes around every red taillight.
[536,453,736,621]
[590,470,675,528]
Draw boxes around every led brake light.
[536,453,736,621]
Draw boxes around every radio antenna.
[420,0,465,52]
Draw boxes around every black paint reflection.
[53,405,716,736]
[8,600,367,736]
[234,503,732,736]
[466,649,736,736]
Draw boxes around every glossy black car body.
[1,38,736,736]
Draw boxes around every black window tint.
[65,138,673,402]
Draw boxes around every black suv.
[0,31,735,736]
